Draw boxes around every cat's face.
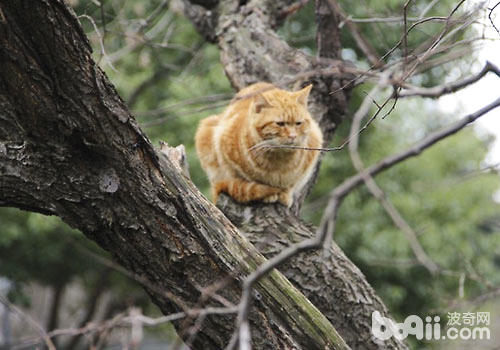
[251,85,313,147]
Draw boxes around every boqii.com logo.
[371,311,491,341]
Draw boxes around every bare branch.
[348,15,447,23]
[489,1,500,37]
[316,0,342,59]
[347,77,439,274]
[403,0,413,66]
[373,1,479,79]
[397,61,500,98]
[12,306,238,350]
[0,295,56,350]
[400,0,468,81]
[419,0,440,19]
[318,95,500,253]
[328,0,382,67]
[78,14,117,72]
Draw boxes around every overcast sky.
[438,1,500,165]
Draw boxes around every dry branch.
[2,0,496,349]
[327,0,382,67]
[318,96,500,245]
[347,78,439,274]
[397,61,500,98]
[0,1,351,349]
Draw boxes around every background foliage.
[1,0,498,348]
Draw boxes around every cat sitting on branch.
[196,82,323,207]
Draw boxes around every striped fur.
[195,82,323,207]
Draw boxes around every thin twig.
[175,278,236,350]
[488,1,500,37]
[403,0,413,67]
[397,61,500,98]
[317,96,500,249]
[347,76,439,274]
[78,14,118,72]
[400,0,468,82]
[12,306,237,349]
[0,295,56,350]
[227,95,500,349]
[420,0,440,19]
[328,5,482,98]
[328,0,382,67]
[348,15,447,23]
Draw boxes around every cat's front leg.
[262,189,293,208]
[261,193,280,203]
[277,190,293,208]
[213,179,281,204]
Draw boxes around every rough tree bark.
[0,0,405,349]
[185,1,407,349]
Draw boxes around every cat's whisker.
[249,144,262,152]
[256,145,271,157]
[195,82,323,207]
[250,142,336,154]
[260,145,342,152]
[250,140,275,155]
[261,146,272,156]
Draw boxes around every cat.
[195,82,323,207]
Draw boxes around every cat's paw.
[262,191,292,207]
[262,194,279,203]
[278,191,293,208]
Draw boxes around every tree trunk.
[218,196,407,350]
[0,0,405,349]
[185,1,407,348]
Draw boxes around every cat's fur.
[195,82,323,207]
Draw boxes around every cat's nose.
[288,132,297,140]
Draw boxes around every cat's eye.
[295,121,303,126]
[276,122,285,126]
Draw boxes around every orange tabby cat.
[195,82,323,207]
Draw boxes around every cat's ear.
[251,94,271,114]
[293,84,313,106]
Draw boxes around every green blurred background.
[0,0,499,348]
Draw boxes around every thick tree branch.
[315,0,342,59]
[5,0,487,349]
[182,1,410,349]
[0,1,350,349]
[181,2,217,43]
[219,194,408,350]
